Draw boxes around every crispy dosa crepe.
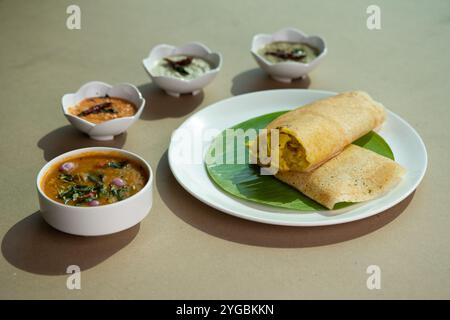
[258,91,386,173]
[275,145,406,209]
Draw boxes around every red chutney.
[69,96,136,124]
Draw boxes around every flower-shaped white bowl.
[36,147,153,236]
[62,81,145,141]
[251,28,327,83]
[142,42,222,97]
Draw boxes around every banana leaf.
[205,111,394,211]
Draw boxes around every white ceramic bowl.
[142,42,222,97]
[251,27,327,83]
[36,147,153,236]
[62,81,146,141]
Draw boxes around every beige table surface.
[1,0,449,299]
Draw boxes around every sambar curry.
[69,96,137,124]
[41,152,148,206]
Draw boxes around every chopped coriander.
[106,161,128,169]
[58,173,74,182]
[110,185,129,201]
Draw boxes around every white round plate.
[168,89,427,226]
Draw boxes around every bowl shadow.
[157,150,413,248]
[37,125,127,161]
[1,212,140,275]
[138,82,204,120]
[231,68,311,96]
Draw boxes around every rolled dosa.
[275,145,406,209]
[258,91,385,173]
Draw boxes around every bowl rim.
[142,41,223,83]
[36,147,153,210]
[62,81,146,128]
[250,27,327,67]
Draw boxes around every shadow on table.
[231,68,310,96]
[138,82,204,121]
[1,212,139,275]
[156,150,414,248]
[37,125,126,161]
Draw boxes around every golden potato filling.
[278,132,308,171]
[272,130,308,172]
[253,128,309,172]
